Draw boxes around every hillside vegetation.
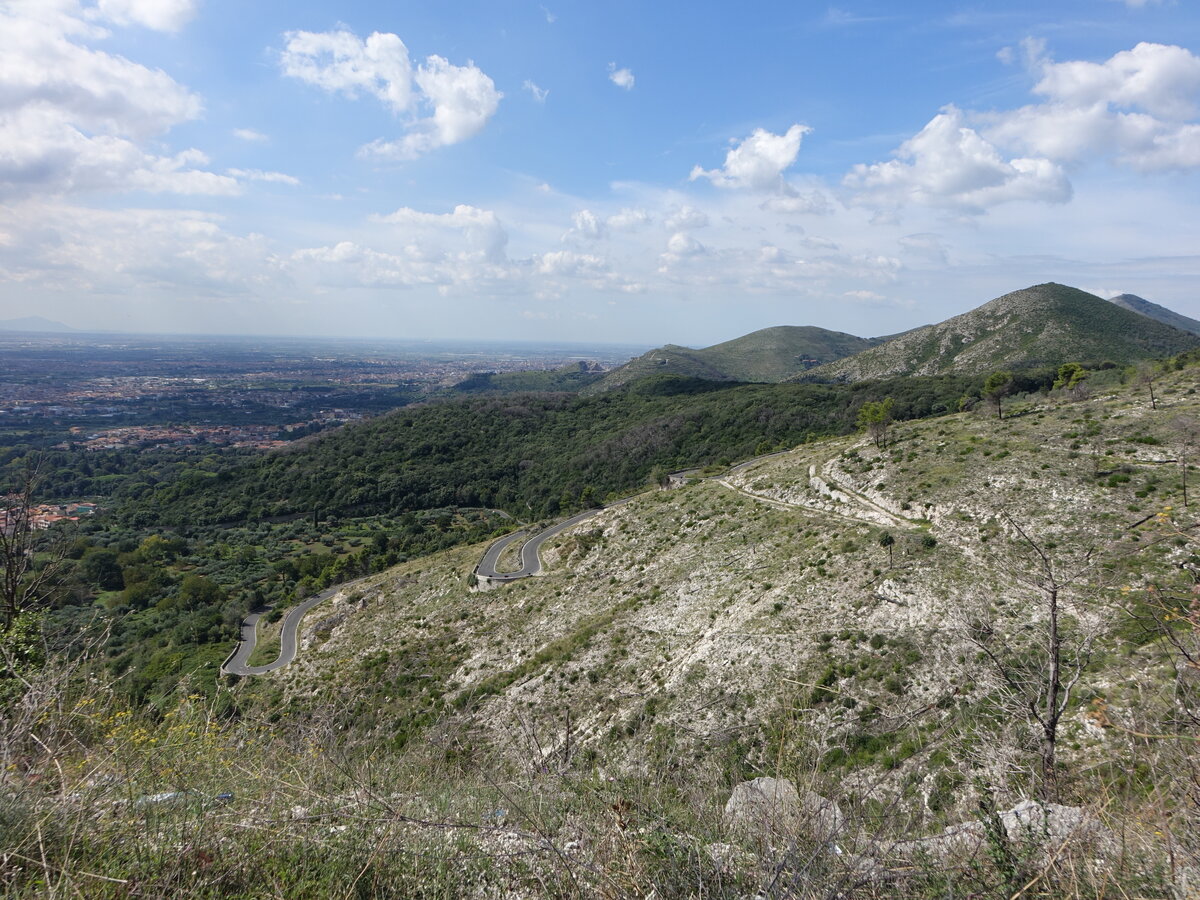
[804,283,1200,382]
[594,325,882,389]
[8,357,1200,896]
[1110,292,1200,336]
[120,371,994,528]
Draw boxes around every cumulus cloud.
[664,205,710,230]
[280,29,412,111]
[606,207,651,230]
[96,0,198,32]
[0,108,235,200]
[663,231,705,260]
[523,80,548,103]
[984,42,1200,172]
[608,63,635,90]
[1033,41,1200,118]
[844,106,1071,212]
[293,204,644,297]
[536,250,608,276]
[563,209,606,242]
[0,6,201,137]
[690,125,810,192]
[561,207,651,241]
[0,3,235,200]
[281,28,501,159]
[233,128,268,142]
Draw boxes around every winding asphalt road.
[476,502,630,581]
[222,578,366,676]
[223,449,791,676]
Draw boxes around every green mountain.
[803,282,1200,382]
[594,325,881,389]
[1109,292,1200,335]
[450,360,607,394]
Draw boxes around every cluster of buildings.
[0,500,97,532]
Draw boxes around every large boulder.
[723,777,845,843]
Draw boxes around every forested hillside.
[120,371,1011,528]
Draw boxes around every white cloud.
[227,168,300,186]
[0,113,240,198]
[985,42,1200,172]
[96,0,198,32]
[0,6,201,137]
[823,7,892,26]
[1033,42,1200,119]
[761,191,831,215]
[0,200,281,297]
[233,128,268,142]
[563,208,605,242]
[372,204,509,264]
[606,207,651,230]
[0,2,241,201]
[664,205,709,230]
[844,289,885,301]
[523,80,548,103]
[280,29,412,112]
[0,2,246,204]
[536,250,607,277]
[293,204,646,297]
[608,63,635,90]
[664,231,705,259]
[540,5,556,23]
[282,29,501,160]
[844,106,1071,212]
[395,56,501,157]
[690,125,810,192]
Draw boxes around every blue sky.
[2,0,1199,345]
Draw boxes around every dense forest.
[117,370,1046,529]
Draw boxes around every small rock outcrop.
[891,800,1115,862]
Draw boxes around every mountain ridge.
[1109,292,1200,335]
[593,324,883,389]
[799,282,1200,382]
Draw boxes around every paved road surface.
[225,448,790,675]
[477,505,620,580]
[222,579,364,676]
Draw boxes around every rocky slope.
[802,283,1200,382]
[254,361,1199,855]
